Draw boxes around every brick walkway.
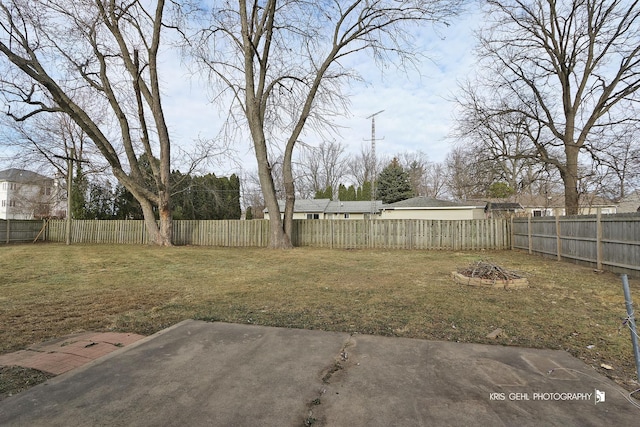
[0,332,145,375]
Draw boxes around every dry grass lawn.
[1,243,639,395]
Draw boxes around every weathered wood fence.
[291,219,509,250]
[43,218,511,250]
[512,213,640,277]
[0,219,46,244]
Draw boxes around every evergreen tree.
[85,181,115,219]
[113,184,144,219]
[314,186,333,199]
[346,185,357,201]
[71,164,88,219]
[377,158,414,204]
[357,182,372,201]
[488,182,515,198]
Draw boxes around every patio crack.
[303,334,358,426]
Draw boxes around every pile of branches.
[457,261,523,281]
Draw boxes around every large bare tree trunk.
[563,144,581,216]
[282,147,296,240]
[257,148,292,249]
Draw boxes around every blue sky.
[160,7,482,175]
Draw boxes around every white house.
[0,168,64,219]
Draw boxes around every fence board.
[513,213,640,277]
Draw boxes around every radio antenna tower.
[365,110,384,216]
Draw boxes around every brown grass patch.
[1,243,639,394]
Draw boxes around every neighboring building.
[495,193,617,217]
[482,201,524,218]
[263,194,620,221]
[264,197,487,220]
[264,199,383,220]
[380,196,486,220]
[617,190,640,213]
[0,168,64,219]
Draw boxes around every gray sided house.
[0,168,64,220]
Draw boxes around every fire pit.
[452,261,528,289]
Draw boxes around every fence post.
[596,208,603,271]
[555,215,561,261]
[527,214,532,254]
[510,216,514,250]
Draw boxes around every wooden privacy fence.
[0,219,46,244]
[291,219,509,250]
[44,218,510,250]
[45,219,271,246]
[512,213,640,277]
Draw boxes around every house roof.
[325,201,383,214]
[266,199,383,214]
[0,168,52,184]
[472,194,617,209]
[384,196,482,209]
[275,199,331,213]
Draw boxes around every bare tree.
[424,161,447,198]
[464,0,640,215]
[348,143,376,188]
[453,83,550,194]
[0,111,111,186]
[297,140,348,199]
[444,146,489,200]
[186,0,463,248]
[0,0,175,245]
[395,150,451,198]
[592,123,640,201]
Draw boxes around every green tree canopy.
[488,182,515,199]
[377,158,414,204]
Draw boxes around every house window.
[306,213,319,219]
[344,213,349,219]
[1,200,5,207]
[533,210,542,217]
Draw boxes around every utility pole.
[365,110,384,216]
[54,148,88,245]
